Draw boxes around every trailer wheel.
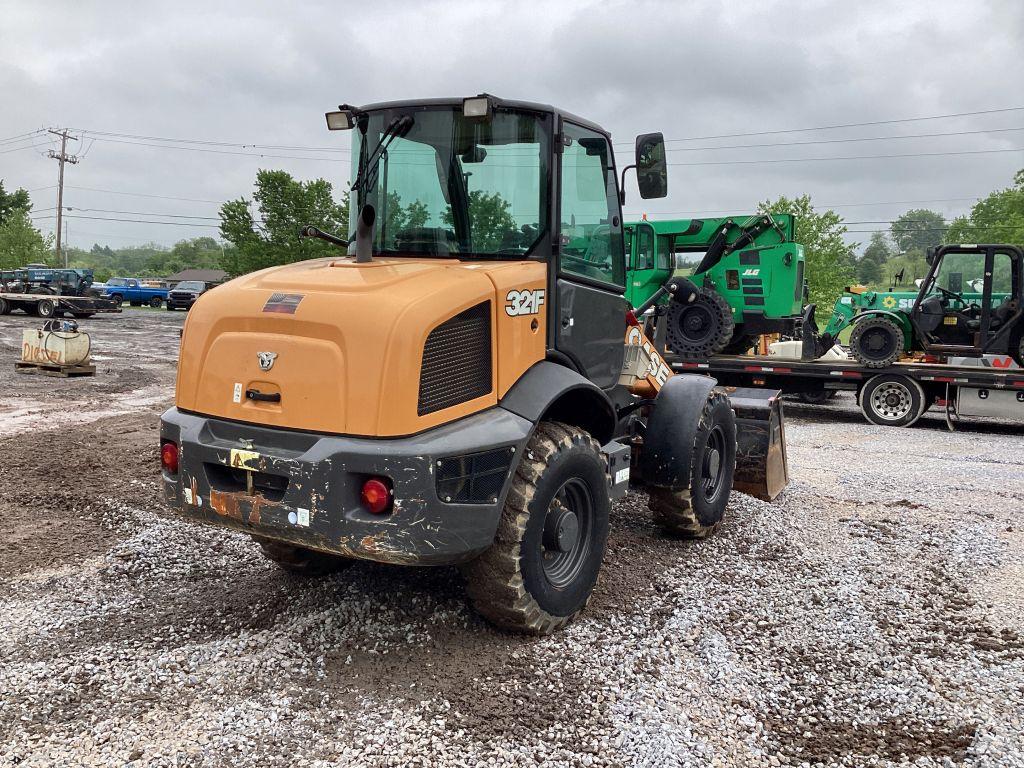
[36,298,56,318]
[850,316,903,368]
[858,374,927,427]
[797,389,838,405]
[460,422,610,635]
[255,539,353,575]
[648,390,736,538]
[666,289,735,359]
[0,298,9,315]
[109,294,123,307]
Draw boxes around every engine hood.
[175,256,547,437]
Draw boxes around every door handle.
[246,389,281,403]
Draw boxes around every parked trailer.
[0,292,121,319]
[674,353,1024,428]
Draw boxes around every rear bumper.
[159,406,533,565]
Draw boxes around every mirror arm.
[619,164,636,205]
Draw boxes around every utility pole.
[48,129,79,268]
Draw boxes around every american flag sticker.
[263,293,304,314]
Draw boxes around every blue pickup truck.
[103,277,169,308]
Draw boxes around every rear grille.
[418,302,492,416]
[436,447,515,504]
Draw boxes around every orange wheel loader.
[160,95,788,634]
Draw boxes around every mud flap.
[725,387,789,501]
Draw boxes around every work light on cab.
[361,477,393,515]
[160,440,179,475]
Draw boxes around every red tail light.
[361,477,392,515]
[161,440,179,474]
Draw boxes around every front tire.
[461,422,610,635]
[850,315,903,368]
[666,289,735,359]
[648,389,736,538]
[722,333,759,356]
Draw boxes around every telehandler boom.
[160,95,788,634]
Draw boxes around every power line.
[72,127,349,153]
[88,135,346,163]
[0,129,46,146]
[63,206,220,220]
[657,126,1024,153]
[613,105,1024,146]
[0,142,53,155]
[46,214,221,228]
[665,146,1024,167]
[65,185,223,204]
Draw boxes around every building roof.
[167,268,228,283]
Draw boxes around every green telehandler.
[805,243,1024,368]
[624,214,807,357]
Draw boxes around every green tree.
[0,209,54,269]
[220,169,350,275]
[946,169,1024,245]
[443,190,517,252]
[757,194,854,309]
[0,181,32,226]
[857,231,892,285]
[890,209,947,253]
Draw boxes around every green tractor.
[808,243,1024,367]
[625,214,807,357]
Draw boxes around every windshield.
[175,281,204,291]
[349,106,550,258]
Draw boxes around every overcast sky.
[1,0,1023,251]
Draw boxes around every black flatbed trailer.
[673,353,1024,428]
[0,291,121,319]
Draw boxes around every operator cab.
[324,94,667,389]
[913,244,1023,355]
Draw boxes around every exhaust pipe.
[355,204,376,263]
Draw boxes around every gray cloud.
[1,0,1021,249]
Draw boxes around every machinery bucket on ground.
[727,387,789,501]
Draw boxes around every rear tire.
[0,298,9,315]
[149,296,163,308]
[666,289,735,359]
[256,539,353,575]
[797,389,838,405]
[858,374,927,427]
[648,390,736,538]
[850,316,903,368]
[460,422,610,635]
[109,294,123,307]
[36,298,56,318]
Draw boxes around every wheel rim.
[860,326,896,361]
[870,382,913,421]
[677,304,716,344]
[541,478,594,589]
[701,425,728,502]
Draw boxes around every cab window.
[559,123,624,286]
[635,225,655,271]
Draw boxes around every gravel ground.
[1,310,1022,767]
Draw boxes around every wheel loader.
[159,94,788,634]
[624,214,807,357]
[805,243,1024,368]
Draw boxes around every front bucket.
[724,387,789,501]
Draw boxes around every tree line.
[2,166,1021,308]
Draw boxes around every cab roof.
[352,96,610,138]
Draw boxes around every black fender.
[500,361,617,444]
[666,276,701,306]
[637,373,718,490]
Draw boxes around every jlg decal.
[742,268,760,276]
[505,289,545,317]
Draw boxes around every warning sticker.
[263,293,304,314]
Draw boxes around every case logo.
[505,289,545,317]
[257,351,278,371]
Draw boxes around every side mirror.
[635,132,667,200]
[925,246,937,265]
